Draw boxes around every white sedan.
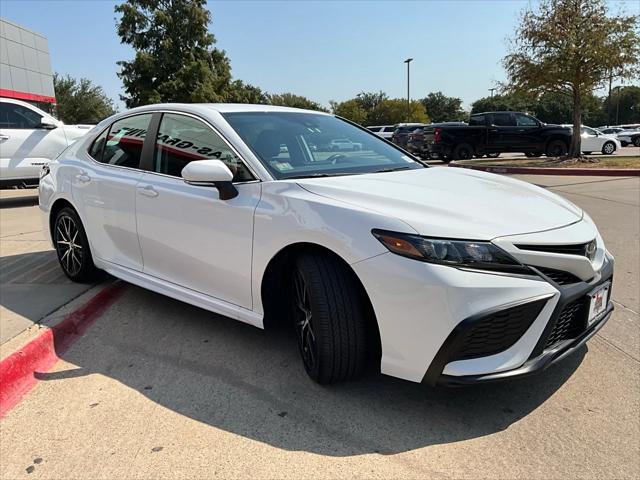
[562,125,621,155]
[39,104,614,386]
[0,98,92,187]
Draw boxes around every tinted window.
[367,127,381,132]
[0,103,42,129]
[383,126,396,132]
[491,113,514,126]
[223,112,423,180]
[469,115,485,126]
[515,113,538,126]
[154,113,253,182]
[100,114,152,168]
[88,128,108,161]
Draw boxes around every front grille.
[516,241,594,258]
[452,299,547,361]
[544,299,587,350]
[536,266,582,285]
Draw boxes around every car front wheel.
[601,142,616,155]
[53,207,99,282]
[292,252,368,384]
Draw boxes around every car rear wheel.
[545,140,568,157]
[633,137,640,147]
[452,143,474,160]
[292,252,368,384]
[53,207,98,283]
[601,142,616,155]
[486,152,500,158]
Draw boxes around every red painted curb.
[0,283,125,418]
[449,163,640,176]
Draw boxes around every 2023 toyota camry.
[39,104,614,385]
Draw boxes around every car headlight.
[372,229,529,274]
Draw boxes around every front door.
[135,112,260,309]
[487,112,520,151]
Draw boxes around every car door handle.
[138,185,159,198]
[75,173,91,183]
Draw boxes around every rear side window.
[88,128,108,161]
[491,113,514,126]
[383,126,396,132]
[367,126,381,132]
[153,113,253,182]
[97,114,152,168]
[515,113,538,126]
[469,115,485,126]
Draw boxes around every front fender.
[251,181,415,316]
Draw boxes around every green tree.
[603,86,640,125]
[266,93,327,111]
[504,0,640,158]
[225,80,268,104]
[115,0,231,107]
[419,92,466,122]
[470,92,535,114]
[369,99,429,125]
[355,91,388,111]
[53,74,116,124]
[330,99,368,124]
[534,92,606,126]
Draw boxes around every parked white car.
[366,125,396,139]
[40,104,614,386]
[561,125,621,154]
[0,98,93,187]
[329,138,363,151]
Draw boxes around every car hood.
[295,167,583,239]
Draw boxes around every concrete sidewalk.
[0,190,93,346]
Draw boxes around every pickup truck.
[421,111,572,162]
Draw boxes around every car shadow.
[0,193,39,208]
[35,284,585,457]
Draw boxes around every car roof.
[121,103,331,116]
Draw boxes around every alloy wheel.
[293,270,317,373]
[603,142,615,154]
[55,214,84,277]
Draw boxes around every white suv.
[39,103,614,386]
[0,98,92,187]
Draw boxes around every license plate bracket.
[586,282,610,327]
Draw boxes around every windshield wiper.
[373,166,412,173]
[283,172,360,180]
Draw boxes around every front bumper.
[438,303,613,385]
[353,241,614,385]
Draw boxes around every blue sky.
[2,0,638,110]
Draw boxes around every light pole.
[404,58,413,122]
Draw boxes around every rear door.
[487,113,519,151]
[135,112,260,309]
[73,113,154,271]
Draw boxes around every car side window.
[88,128,108,162]
[99,114,152,168]
[491,113,514,126]
[0,103,42,129]
[469,115,485,126]
[153,113,253,182]
[515,114,538,127]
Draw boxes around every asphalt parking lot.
[1,174,639,479]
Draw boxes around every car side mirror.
[38,119,57,130]
[181,160,238,200]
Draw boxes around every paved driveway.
[1,176,638,479]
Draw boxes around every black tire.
[292,252,368,384]
[486,152,500,158]
[601,141,616,155]
[633,136,640,147]
[452,143,474,160]
[545,140,568,157]
[53,207,99,282]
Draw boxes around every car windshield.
[223,112,424,179]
